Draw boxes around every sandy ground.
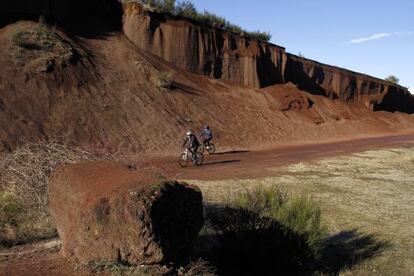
[189,147,414,275]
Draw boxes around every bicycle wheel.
[198,144,205,154]
[179,152,189,167]
[195,151,204,166]
[207,143,216,154]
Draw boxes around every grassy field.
[187,146,414,275]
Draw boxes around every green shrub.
[0,192,24,227]
[195,186,328,274]
[176,1,198,18]
[155,71,174,91]
[276,195,326,256]
[245,30,272,42]
[233,185,288,215]
[232,186,327,257]
[10,31,37,49]
[10,25,55,51]
[137,0,272,41]
[0,192,24,246]
[385,75,399,84]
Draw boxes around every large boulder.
[48,161,203,265]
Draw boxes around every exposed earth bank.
[1,20,414,156]
[123,2,413,112]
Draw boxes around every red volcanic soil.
[1,21,414,156]
[162,133,414,180]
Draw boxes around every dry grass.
[155,71,174,92]
[8,22,74,73]
[187,146,414,275]
[0,142,104,247]
[85,259,174,275]
[181,259,217,276]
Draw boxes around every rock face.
[123,3,285,88]
[48,162,203,265]
[122,3,413,113]
[284,54,411,104]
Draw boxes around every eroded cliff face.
[282,54,414,112]
[123,3,285,88]
[122,3,413,113]
[284,54,411,106]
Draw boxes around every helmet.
[204,124,209,129]
[186,130,193,136]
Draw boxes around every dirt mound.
[1,20,414,156]
[48,161,203,265]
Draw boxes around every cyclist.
[200,124,213,147]
[182,130,200,163]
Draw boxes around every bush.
[137,0,272,41]
[155,71,174,91]
[10,31,39,50]
[195,186,327,274]
[233,186,327,257]
[0,143,103,246]
[276,195,326,256]
[10,18,54,50]
[0,192,24,245]
[176,1,198,18]
[233,185,288,215]
[385,75,399,84]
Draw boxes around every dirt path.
[162,132,414,180]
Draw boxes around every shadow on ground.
[191,204,389,276]
[203,160,241,166]
[215,150,250,155]
[321,229,390,274]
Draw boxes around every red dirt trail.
[162,132,414,181]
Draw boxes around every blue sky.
[190,0,414,91]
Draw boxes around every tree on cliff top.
[385,75,399,84]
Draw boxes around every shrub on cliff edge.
[133,0,272,42]
[385,75,399,84]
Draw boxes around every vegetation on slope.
[125,0,272,41]
[8,20,74,74]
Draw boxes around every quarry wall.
[122,3,413,112]
[1,1,412,112]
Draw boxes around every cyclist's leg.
[190,147,197,162]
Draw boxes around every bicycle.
[198,139,216,155]
[178,148,204,167]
